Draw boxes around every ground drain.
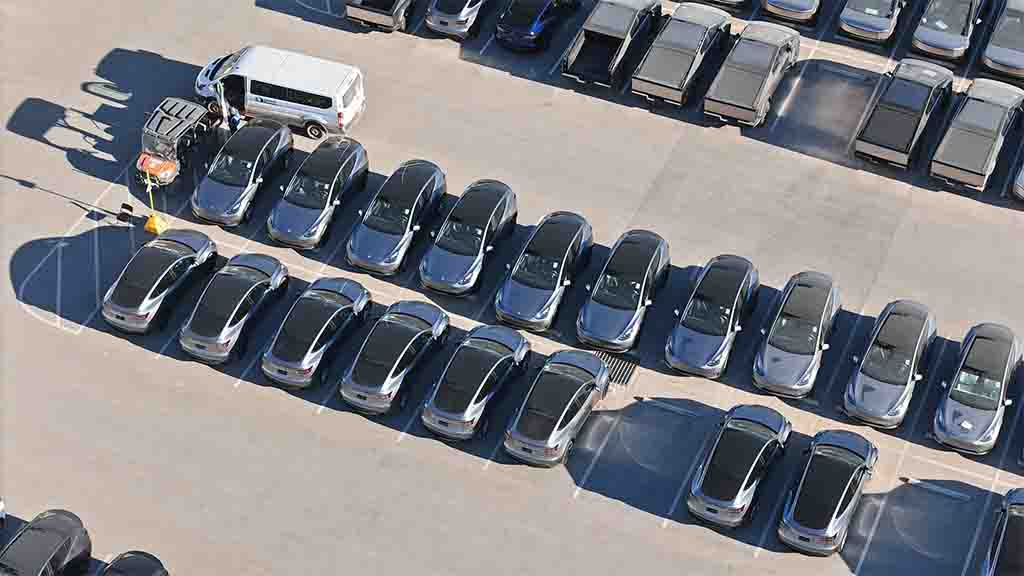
[596,351,638,387]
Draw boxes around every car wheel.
[305,122,327,140]
[206,100,221,115]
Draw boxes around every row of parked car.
[0,509,166,576]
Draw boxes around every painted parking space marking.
[572,413,622,499]
[901,476,972,502]
[661,429,713,528]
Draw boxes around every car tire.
[206,100,221,115]
[305,122,327,140]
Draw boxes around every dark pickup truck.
[561,0,661,88]
[345,0,416,31]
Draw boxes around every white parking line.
[232,353,263,389]
[572,414,623,499]
[641,397,701,419]
[1002,142,1023,198]
[661,430,712,528]
[481,437,505,471]
[901,476,973,502]
[295,0,334,16]
[395,406,423,443]
[548,38,576,77]
[905,452,995,484]
[478,33,496,56]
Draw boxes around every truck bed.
[564,32,624,86]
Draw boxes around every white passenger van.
[194,45,365,139]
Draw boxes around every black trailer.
[345,0,417,31]
[561,0,661,88]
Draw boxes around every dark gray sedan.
[665,255,759,379]
[931,79,1024,191]
[100,552,168,576]
[704,22,800,127]
[933,323,1021,455]
[421,324,531,440]
[777,430,878,555]
[979,488,1024,576]
[839,0,907,42]
[753,271,840,398]
[346,160,446,275]
[843,300,937,429]
[261,278,371,388]
[912,0,988,61]
[503,350,609,467]
[0,509,92,576]
[266,137,369,249]
[576,229,670,352]
[854,59,954,169]
[687,405,791,528]
[419,180,518,295]
[983,0,1024,78]
[178,254,289,364]
[190,120,293,227]
[102,229,217,334]
[340,300,450,415]
[494,211,593,332]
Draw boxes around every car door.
[559,387,588,436]
[154,257,192,300]
[252,146,270,192]
[394,331,431,378]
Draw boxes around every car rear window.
[272,291,352,362]
[793,445,862,529]
[110,244,186,308]
[352,316,425,388]
[517,364,589,441]
[432,343,506,413]
[189,266,268,337]
[701,419,774,501]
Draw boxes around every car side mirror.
[673,308,680,317]
[851,355,860,363]
[585,283,592,291]
[563,279,571,287]
[333,199,341,206]
[940,380,948,389]
[735,325,742,333]
[255,177,263,185]
[485,245,494,253]
[976,17,982,24]
[412,224,421,232]
[760,327,767,336]
[279,184,285,191]
[821,343,830,351]
[644,299,653,307]
[357,209,364,217]
[914,373,923,382]
[505,263,511,270]
[1006,399,1014,407]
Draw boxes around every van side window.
[286,88,333,109]
[250,80,279,99]
[342,84,357,108]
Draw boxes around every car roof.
[378,159,442,208]
[528,212,586,257]
[531,363,592,411]
[102,551,168,576]
[740,21,799,45]
[781,277,831,323]
[695,255,752,306]
[671,2,731,26]
[963,325,1015,377]
[367,315,429,357]
[227,45,358,98]
[449,181,509,225]
[224,121,281,157]
[893,58,956,87]
[793,443,861,529]
[730,403,787,433]
[604,230,662,278]
[998,502,1024,575]
[875,302,928,349]
[300,137,362,182]
[701,416,776,500]
[143,97,207,140]
[968,78,1024,108]
[227,253,282,277]
[1,528,68,574]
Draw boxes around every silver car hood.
[194,178,247,214]
[759,344,813,385]
[670,325,727,366]
[270,199,325,238]
[579,299,638,341]
[914,26,969,52]
[937,398,998,443]
[349,225,406,264]
[849,372,908,416]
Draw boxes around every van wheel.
[305,122,327,140]
[206,100,221,115]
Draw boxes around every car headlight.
[706,347,726,367]
[795,363,815,386]
[225,195,246,215]
[615,315,642,342]
[299,220,323,239]
[979,419,1000,443]
[886,392,912,417]
[534,297,557,321]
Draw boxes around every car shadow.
[254,0,422,35]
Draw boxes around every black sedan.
[854,59,954,168]
[931,79,1024,191]
[419,179,518,295]
[631,3,731,106]
[981,488,1024,576]
[576,229,670,352]
[983,0,1024,78]
[102,229,217,334]
[495,0,580,50]
[190,119,293,227]
[0,509,92,576]
[262,277,371,388]
[494,211,593,332]
[178,253,289,364]
[100,552,168,576]
[340,300,450,415]
[421,324,531,440]
[687,405,791,528]
[777,430,878,555]
[346,160,446,276]
[267,136,369,249]
[704,22,801,127]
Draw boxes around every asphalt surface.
[2,0,1023,574]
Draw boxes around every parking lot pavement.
[4,0,1024,573]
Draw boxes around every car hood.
[670,325,727,366]
[420,247,479,284]
[759,344,813,385]
[579,300,637,341]
[499,280,556,319]
[194,178,246,214]
[269,199,324,237]
[768,0,818,12]
[349,224,404,264]
[849,373,907,415]
[938,398,998,443]
[984,44,1024,72]
[914,26,969,52]
[840,8,893,32]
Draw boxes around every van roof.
[229,45,359,97]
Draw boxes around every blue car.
[495,0,579,50]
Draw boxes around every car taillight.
[298,366,314,375]
[543,446,559,456]
[337,110,345,129]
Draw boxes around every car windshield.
[503,0,548,27]
[729,39,775,72]
[793,445,862,529]
[207,152,253,187]
[283,172,332,210]
[950,368,1003,411]
[110,243,187,308]
[701,419,775,501]
[919,0,973,35]
[190,266,267,337]
[769,314,819,355]
[363,196,410,235]
[844,0,897,17]
[436,218,484,257]
[592,272,642,310]
[954,98,1006,136]
[992,9,1024,50]
[683,296,731,337]
[860,341,914,385]
[512,251,562,291]
[210,50,245,81]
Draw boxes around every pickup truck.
[345,0,416,31]
[561,0,661,88]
